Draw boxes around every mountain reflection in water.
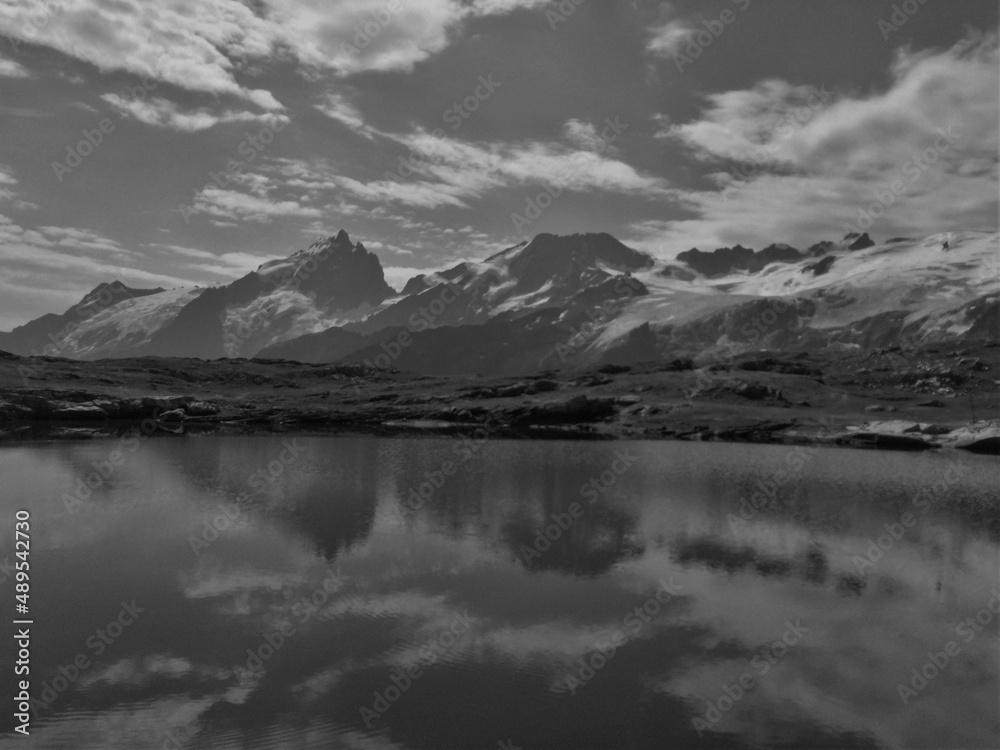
[0,437,996,750]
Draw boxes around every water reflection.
[0,437,996,749]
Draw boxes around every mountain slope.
[2,229,996,374]
[1,231,395,360]
[0,281,164,357]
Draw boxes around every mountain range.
[2,229,997,376]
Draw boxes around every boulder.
[865,404,896,413]
[735,383,785,401]
[185,401,220,417]
[515,395,617,425]
[49,403,109,420]
[616,395,643,405]
[598,364,631,375]
[942,422,1000,455]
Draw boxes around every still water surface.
[0,436,997,749]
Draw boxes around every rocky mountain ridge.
[1,229,996,375]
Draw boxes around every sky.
[0,0,997,329]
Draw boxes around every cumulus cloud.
[0,0,550,111]
[101,95,290,132]
[646,19,696,58]
[0,55,29,78]
[639,32,999,253]
[0,0,282,109]
[267,0,548,76]
[0,165,17,186]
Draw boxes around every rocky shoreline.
[2,346,998,453]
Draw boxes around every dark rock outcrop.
[848,233,876,251]
[678,243,801,277]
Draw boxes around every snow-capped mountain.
[0,281,165,357]
[0,231,394,360]
[616,230,1000,363]
[263,230,998,374]
[1,229,996,374]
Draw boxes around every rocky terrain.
[1,227,995,452]
[2,340,998,453]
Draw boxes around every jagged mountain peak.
[77,280,164,307]
[4,229,995,372]
[677,243,802,277]
[516,232,653,267]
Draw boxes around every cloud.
[154,244,275,277]
[382,265,433,292]
[268,122,674,211]
[0,165,39,213]
[0,0,282,109]
[666,80,836,166]
[640,32,999,252]
[101,95,290,132]
[314,92,376,138]
[335,176,472,209]
[404,128,671,198]
[267,0,548,76]
[646,19,696,58]
[37,225,136,257]
[189,187,324,223]
[561,119,620,155]
[0,221,196,329]
[0,165,17,187]
[0,0,550,113]
[0,55,29,78]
